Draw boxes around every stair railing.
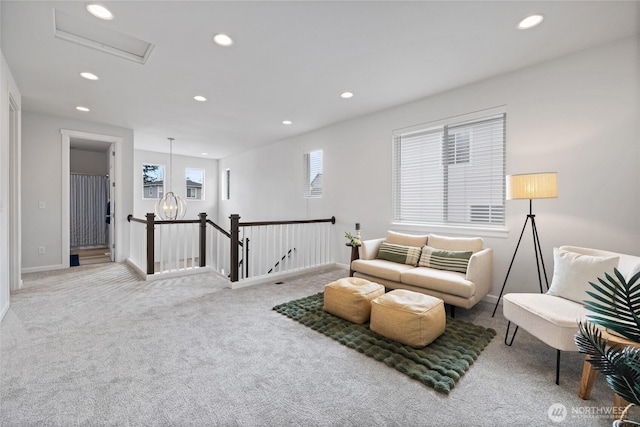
[229,215,336,282]
[127,213,335,281]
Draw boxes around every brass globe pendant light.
[155,137,186,220]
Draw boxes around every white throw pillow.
[626,262,640,283]
[547,248,619,305]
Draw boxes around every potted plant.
[575,268,640,426]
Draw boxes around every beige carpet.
[1,263,626,426]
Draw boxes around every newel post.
[199,212,207,268]
[230,214,240,282]
[145,212,155,275]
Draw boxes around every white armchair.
[503,245,640,385]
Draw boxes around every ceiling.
[2,1,638,159]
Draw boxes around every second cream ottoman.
[370,289,446,347]
[323,277,385,324]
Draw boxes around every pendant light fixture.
[155,137,186,220]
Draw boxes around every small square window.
[304,149,323,198]
[186,168,204,200]
[142,163,164,200]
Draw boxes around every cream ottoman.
[370,289,446,347]
[323,277,385,324]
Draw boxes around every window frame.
[221,168,231,201]
[142,163,165,200]
[185,167,205,201]
[391,107,508,238]
[303,149,323,198]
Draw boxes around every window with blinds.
[392,110,505,226]
[304,149,323,198]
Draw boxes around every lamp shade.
[506,172,558,200]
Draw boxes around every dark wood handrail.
[206,219,231,239]
[127,214,146,224]
[128,215,199,225]
[239,216,336,227]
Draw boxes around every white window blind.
[393,111,505,226]
[304,149,323,198]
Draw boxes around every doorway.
[69,140,111,266]
[61,130,122,268]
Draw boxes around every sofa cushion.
[351,259,415,282]
[503,293,588,351]
[400,267,475,298]
[428,234,483,253]
[418,246,472,273]
[386,231,428,247]
[547,248,619,305]
[377,242,421,266]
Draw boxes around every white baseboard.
[146,266,215,281]
[230,263,344,290]
[483,294,500,305]
[0,300,10,323]
[125,259,216,281]
[125,259,147,280]
[21,263,66,274]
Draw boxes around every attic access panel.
[53,9,154,64]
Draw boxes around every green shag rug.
[273,292,496,394]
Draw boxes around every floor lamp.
[492,172,558,317]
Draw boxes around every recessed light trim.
[194,95,207,102]
[76,106,90,112]
[213,33,233,47]
[517,14,544,30]
[201,153,208,156]
[341,92,354,99]
[80,72,99,80]
[282,120,292,125]
[86,4,114,20]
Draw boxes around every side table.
[346,243,361,277]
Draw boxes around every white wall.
[0,51,22,321]
[219,36,640,299]
[133,149,219,221]
[70,148,108,175]
[21,111,134,271]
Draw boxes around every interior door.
[108,143,115,262]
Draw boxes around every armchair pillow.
[547,247,619,304]
[376,242,421,266]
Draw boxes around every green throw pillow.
[376,242,421,266]
[419,246,472,273]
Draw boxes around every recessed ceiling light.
[86,4,114,20]
[213,33,233,47]
[341,92,354,99]
[80,72,99,81]
[194,95,207,102]
[201,152,208,156]
[517,14,544,30]
[282,120,292,125]
[76,106,90,112]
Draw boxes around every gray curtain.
[70,174,108,248]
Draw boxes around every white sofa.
[503,245,640,385]
[351,231,493,314]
